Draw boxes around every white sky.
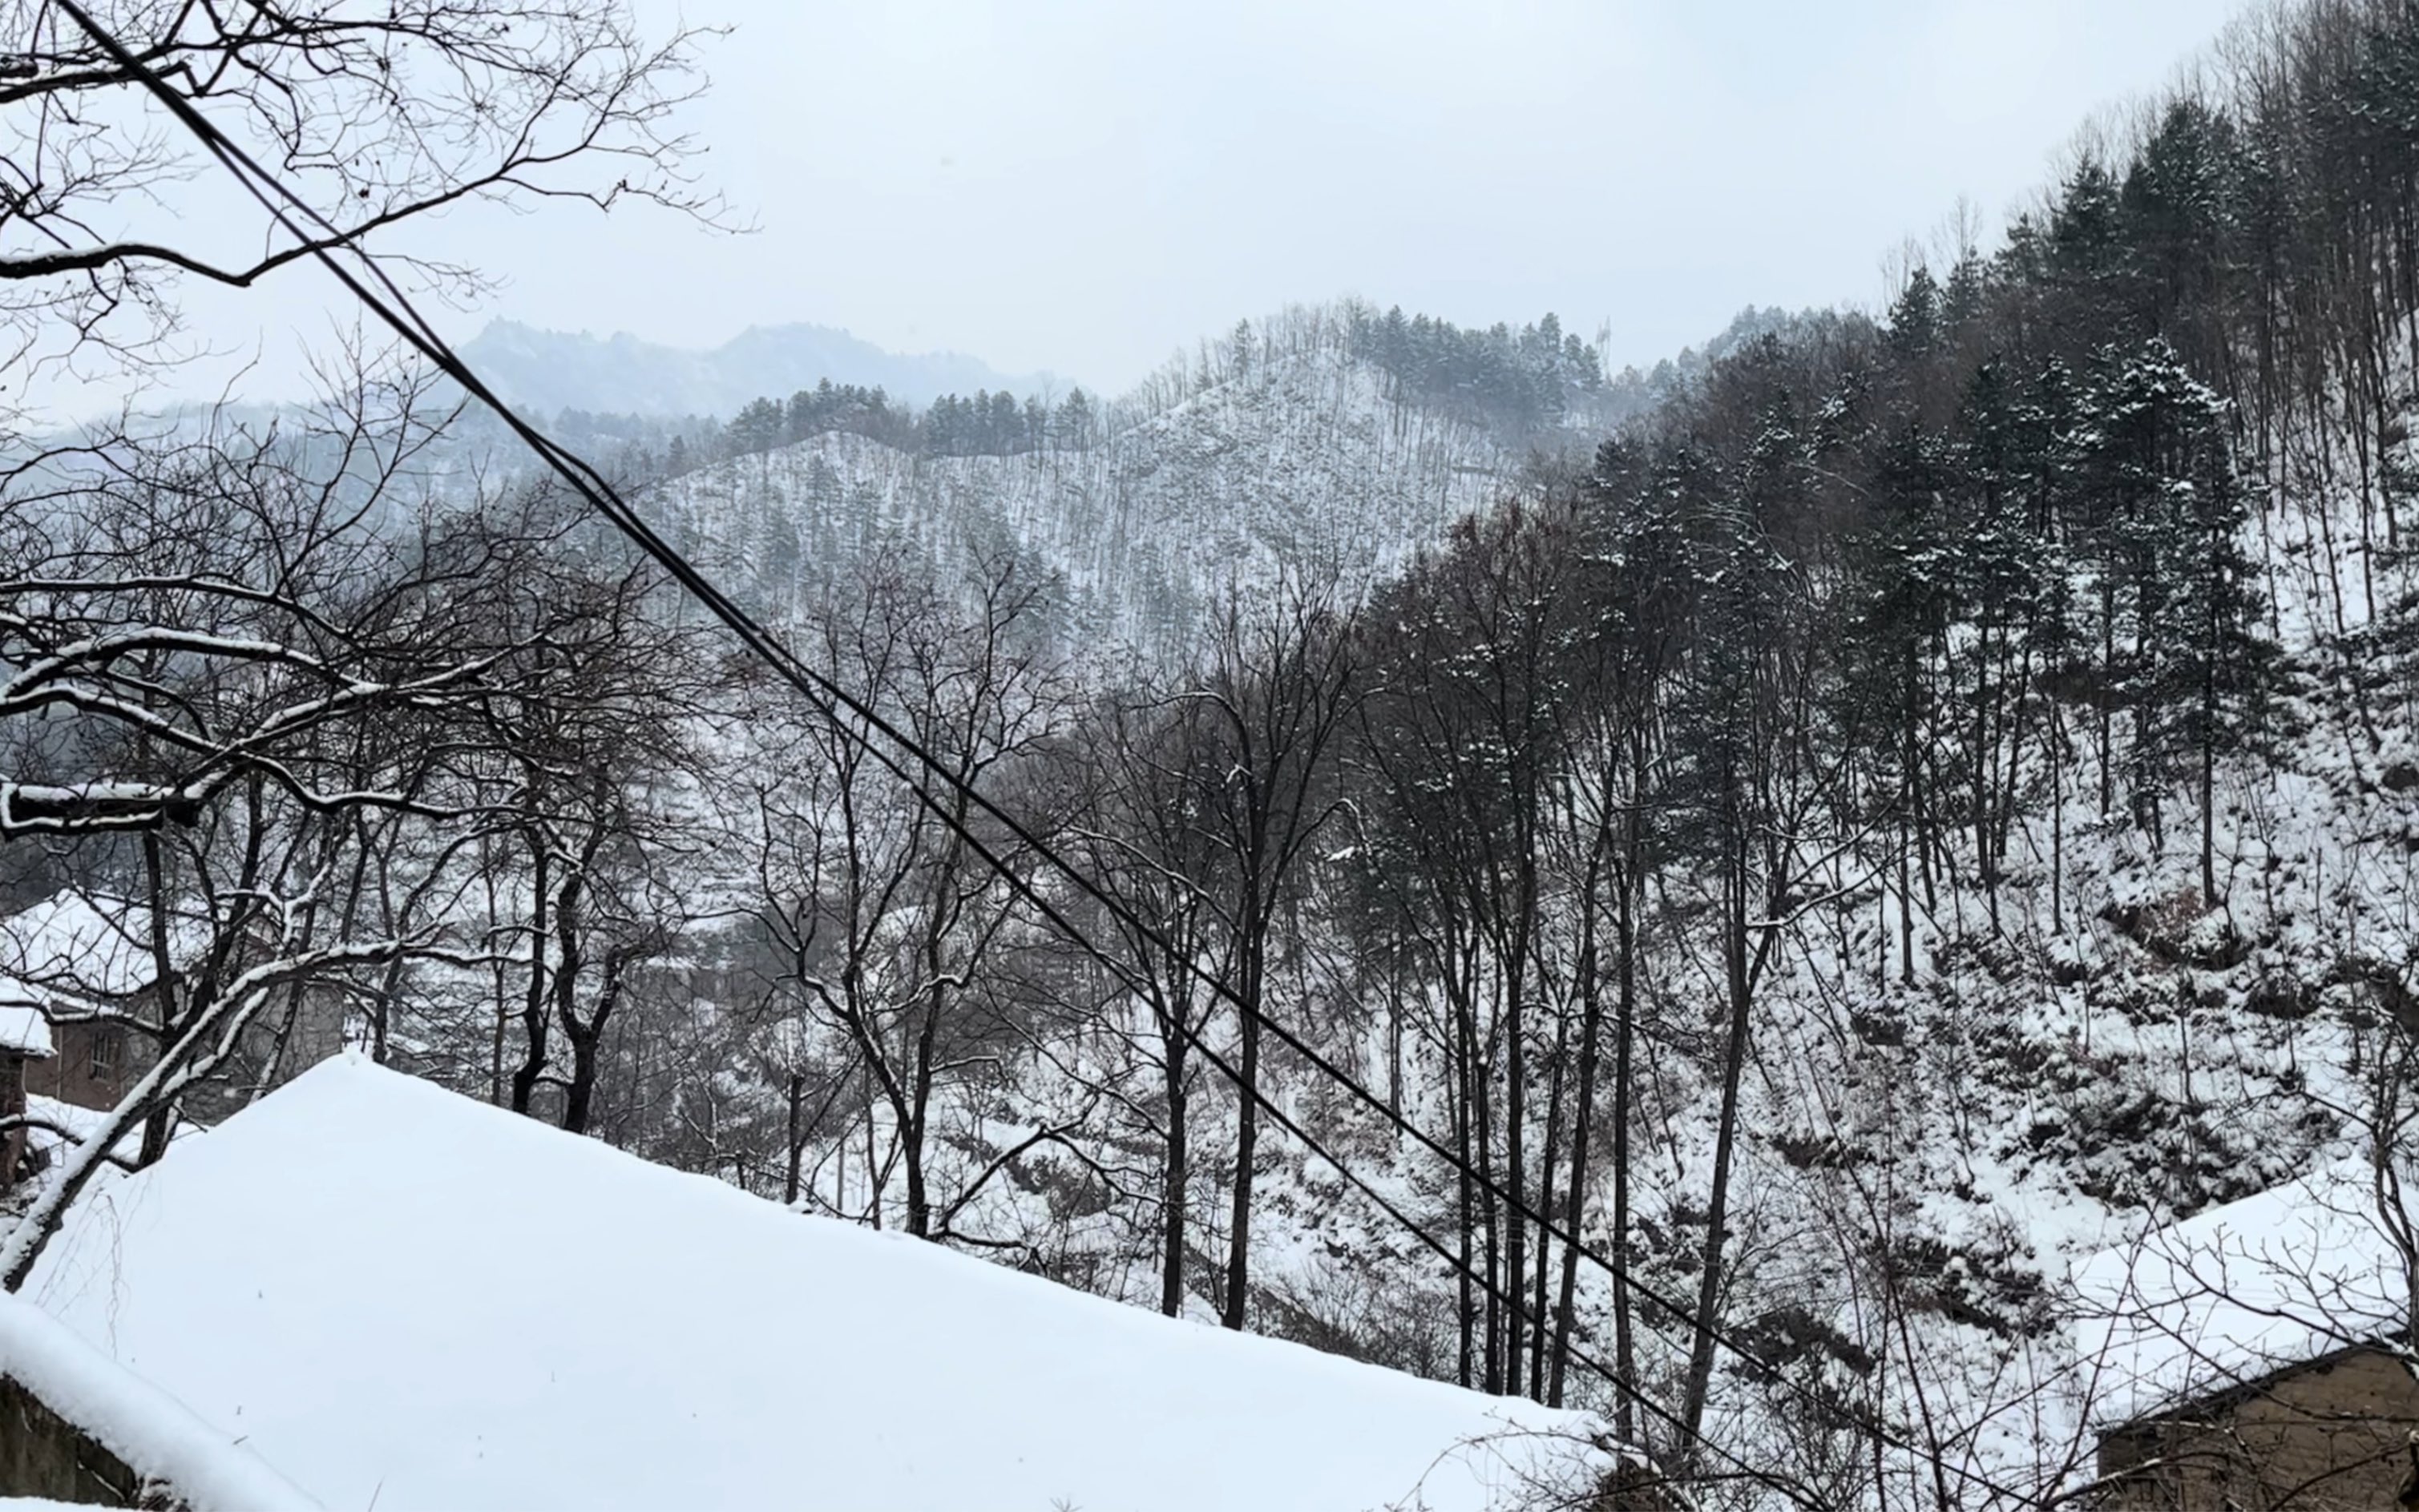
[144,0,2255,406]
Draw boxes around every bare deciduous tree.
[0,0,721,400]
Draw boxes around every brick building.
[0,892,175,1125]
[2075,1159,2419,1510]
[0,891,345,1158]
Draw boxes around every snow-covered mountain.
[560,296,2419,1506]
[457,318,1054,418]
[648,304,1619,658]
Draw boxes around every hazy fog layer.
[70,0,2249,413]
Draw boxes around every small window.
[87,1026,120,1084]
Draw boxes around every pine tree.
[729,397,785,456]
[2066,339,2272,892]
[2122,97,2245,373]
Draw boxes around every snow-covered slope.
[616,369,2419,1495]
[458,320,1052,417]
[656,335,1563,657]
[0,1290,316,1512]
[27,1058,1610,1512]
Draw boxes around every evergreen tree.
[2066,339,2272,889]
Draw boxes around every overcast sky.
[167,0,2254,405]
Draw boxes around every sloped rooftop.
[2070,1158,2405,1428]
[0,1004,49,1058]
[26,1058,1606,1511]
[0,890,191,1058]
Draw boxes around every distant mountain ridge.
[647,301,1644,663]
[456,320,1056,419]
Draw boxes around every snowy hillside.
[38,0,2419,1507]
[458,320,1053,417]
[649,308,1592,656]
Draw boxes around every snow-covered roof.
[0,889,178,1057]
[0,1288,317,1512]
[0,891,168,1007]
[0,1005,50,1058]
[27,1058,1609,1512]
[2071,1159,2407,1428]
[0,890,217,1054]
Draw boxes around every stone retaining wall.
[0,1373,146,1506]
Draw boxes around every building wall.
[0,1374,143,1506]
[0,1054,26,1183]
[23,982,348,1124]
[2098,1348,2419,1510]
[26,1021,133,1115]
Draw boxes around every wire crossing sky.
[55,5,2081,1494]
[131,0,2250,411]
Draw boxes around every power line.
[48,6,2050,1505]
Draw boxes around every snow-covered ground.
[27,1058,1614,1512]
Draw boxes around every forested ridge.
[613,0,2419,1490]
[14,0,2419,1506]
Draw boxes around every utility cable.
[51,7,2051,1505]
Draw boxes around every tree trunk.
[1529,991,1568,1401]
[1453,955,1477,1388]
[1221,932,1262,1331]
[1502,954,1527,1396]
[1549,829,1618,1409]
[1476,990,1502,1393]
[1680,817,1755,1455]
[1609,835,1639,1441]
[560,1025,600,1135]
[548,868,593,1134]
[508,840,551,1117]
[783,1071,805,1206]
[1161,1036,1189,1316]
